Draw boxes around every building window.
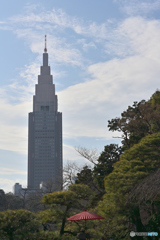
[41,106,49,111]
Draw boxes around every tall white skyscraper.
[28,36,62,190]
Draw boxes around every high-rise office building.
[28,36,62,190]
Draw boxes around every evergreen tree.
[98,133,160,239]
[41,184,93,237]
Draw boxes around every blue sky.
[1,0,160,192]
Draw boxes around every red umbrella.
[67,209,104,221]
[67,210,104,239]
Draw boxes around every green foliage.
[149,90,160,104]
[42,190,77,207]
[58,234,77,240]
[0,209,39,240]
[33,231,58,240]
[0,190,6,211]
[98,133,160,239]
[76,166,94,189]
[41,185,94,237]
[105,133,160,198]
[75,145,122,208]
[108,95,160,149]
[2,193,23,211]
[94,144,122,190]
[42,184,93,208]
[37,208,60,224]
[68,184,93,200]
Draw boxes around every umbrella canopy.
[67,209,104,221]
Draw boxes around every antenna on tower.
[44,35,47,53]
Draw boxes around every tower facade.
[28,37,62,190]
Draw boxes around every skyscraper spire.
[28,44,63,190]
[44,35,47,53]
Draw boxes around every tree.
[76,166,94,188]
[0,189,6,211]
[4,193,23,210]
[93,144,122,190]
[148,89,160,104]
[25,190,46,212]
[75,145,122,208]
[108,98,160,149]
[98,132,160,239]
[0,209,40,240]
[40,178,60,193]
[75,165,105,208]
[41,184,93,237]
[63,161,81,189]
[75,147,99,165]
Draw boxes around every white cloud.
[0,93,30,153]
[0,168,27,175]
[14,28,83,66]
[119,0,160,16]
[1,178,27,193]
[8,7,111,42]
[60,11,160,137]
[9,8,87,35]
[59,55,160,140]
[103,16,160,59]
[1,14,160,153]
[1,2,160,192]
[1,178,16,193]
[77,39,96,51]
[63,144,89,164]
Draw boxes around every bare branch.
[74,146,99,165]
[63,161,82,189]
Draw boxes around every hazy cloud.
[0,168,27,175]
[1,12,160,152]
[1,3,160,192]
[117,0,160,16]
